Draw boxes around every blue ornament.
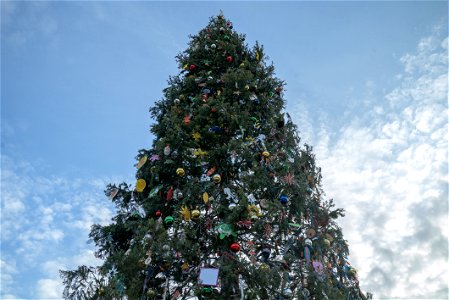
[209,125,222,133]
[279,195,288,205]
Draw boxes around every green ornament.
[164,216,174,225]
[215,223,236,239]
[202,287,213,294]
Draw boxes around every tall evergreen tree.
[61,13,372,300]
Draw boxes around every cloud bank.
[290,29,448,299]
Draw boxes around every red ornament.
[230,242,241,252]
[211,107,217,113]
[189,64,196,71]
[155,210,162,217]
[226,56,233,62]
[167,187,174,201]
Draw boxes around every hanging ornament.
[323,239,331,247]
[256,49,261,61]
[137,155,148,169]
[181,262,189,273]
[192,132,202,141]
[260,263,270,271]
[155,210,162,217]
[226,55,233,62]
[282,173,294,185]
[219,27,225,33]
[193,149,208,157]
[312,261,324,274]
[167,187,174,201]
[174,98,181,104]
[189,64,196,71]
[216,223,236,239]
[226,21,233,28]
[136,179,146,192]
[279,194,289,205]
[164,145,171,156]
[212,174,221,183]
[306,228,316,239]
[164,216,174,225]
[180,206,191,221]
[149,154,160,162]
[191,209,201,220]
[207,166,217,176]
[262,151,270,158]
[261,247,271,261]
[203,192,209,204]
[210,43,216,49]
[230,242,241,252]
[183,115,191,125]
[176,168,186,177]
[109,188,118,199]
[147,289,156,297]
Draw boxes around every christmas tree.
[60,13,371,300]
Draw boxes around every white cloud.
[36,278,63,299]
[1,154,118,299]
[292,30,448,298]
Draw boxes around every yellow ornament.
[256,49,261,61]
[191,209,200,220]
[245,84,250,90]
[203,192,209,204]
[180,206,191,221]
[181,262,189,272]
[262,151,270,158]
[213,174,221,183]
[176,168,185,177]
[349,268,357,277]
[136,155,147,169]
[192,132,202,141]
[193,148,208,157]
[136,179,146,192]
[260,263,270,271]
[323,239,331,247]
[239,62,245,68]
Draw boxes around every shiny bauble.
[226,56,233,62]
[279,195,288,205]
[176,168,186,177]
[174,98,180,104]
[349,268,357,277]
[147,289,156,297]
[212,174,221,183]
[162,244,170,251]
[230,242,241,252]
[323,238,331,247]
[219,27,225,33]
[155,210,162,217]
[189,64,196,71]
[305,238,313,246]
[260,263,270,271]
[191,209,201,220]
[262,151,270,158]
[210,43,217,49]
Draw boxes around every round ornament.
[279,195,288,205]
[219,27,225,33]
[191,210,201,220]
[230,242,241,252]
[189,64,196,71]
[212,174,221,183]
[174,98,180,104]
[176,168,186,177]
[226,56,233,62]
[306,228,316,239]
[147,289,156,297]
[262,151,270,158]
[260,263,270,271]
[323,238,331,247]
[211,43,217,49]
[305,238,313,246]
[164,216,174,225]
[155,210,162,217]
[325,233,334,242]
[136,179,146,192]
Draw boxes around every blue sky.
[1,1,447,299]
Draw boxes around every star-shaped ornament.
[192,132,202,141]
[283,173,295,185]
